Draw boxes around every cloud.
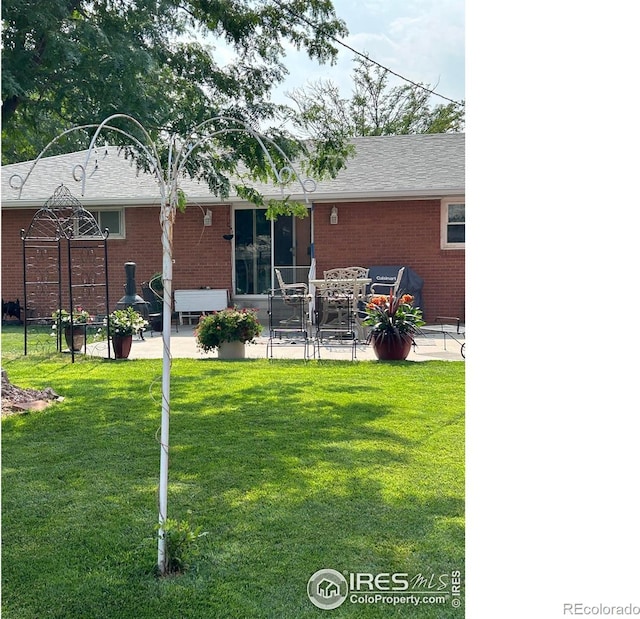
[273,0,465,105]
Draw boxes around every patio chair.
[274,268,310,325]
[370,266,406,297]
[141,282,179,335]
[343,267,370,339]
[313,269,358,358]
[320,268,359,325]
[267,269,311,359]
[344,266,369,279]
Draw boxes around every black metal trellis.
[21,184,111,362]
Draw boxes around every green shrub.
[156,518,207,575]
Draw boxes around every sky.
[273,0,465,107]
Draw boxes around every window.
[441,199,465,249]
[82,209,125,238]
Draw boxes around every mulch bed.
[1,368,62,417]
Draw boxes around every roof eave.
[1,187,464,210]
[306,188,465,203]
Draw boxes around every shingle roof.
[1,133,464,208]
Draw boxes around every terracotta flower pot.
[371,333,413,361]
[112,334,133,359]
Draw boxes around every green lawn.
[2,328,465,618]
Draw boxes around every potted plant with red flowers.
[362,291,425,360]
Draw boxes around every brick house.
[1,133,464,323]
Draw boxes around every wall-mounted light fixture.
[203,209,212,226]
[330,205,338,225]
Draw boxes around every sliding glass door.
[234,209,311,295]
[234,209,271,295]
[273,212,311,287]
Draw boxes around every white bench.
[174,289,229,325]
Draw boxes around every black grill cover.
[367,265,424,312]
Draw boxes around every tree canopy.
[286,55,465,138]
[1,0,350,172]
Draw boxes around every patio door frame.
[231,204,313,301]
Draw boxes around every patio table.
[309,278,371,292]
[310,278,372,341]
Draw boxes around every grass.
[1,326,465,618]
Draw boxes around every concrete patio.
[86,326,465,361]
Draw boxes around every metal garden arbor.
[20,184,111,362]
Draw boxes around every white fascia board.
[306,189,465,203]
[2,188,464,210]
[221,188,465,204]
[1,197,161,209]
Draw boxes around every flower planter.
[217,341,246,359]
[194,307,262,356]
[371,333,413,361]
[363,292,424,362]
[64,325,86,352]
[108,308,148,358]
[112,334,133,359]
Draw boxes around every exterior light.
[330,205,338,225]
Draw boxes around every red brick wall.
[3,200,464,322]
[313,200,465,322]
[122,205,233,292]
[171,205,233,291]
[1,205,233,317]
[1,209,34,301]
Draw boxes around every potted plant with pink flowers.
[194,307,262,359]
